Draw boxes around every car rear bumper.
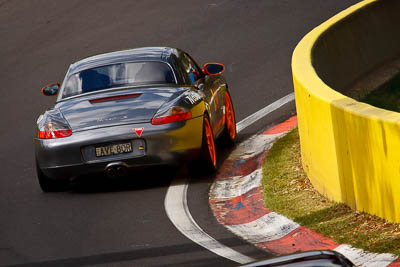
[39,150,199,180]
[34,116,203,180]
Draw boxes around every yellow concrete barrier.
[292,0,400,223]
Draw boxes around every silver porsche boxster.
[34,47,236,192]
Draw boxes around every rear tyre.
[199,114,217,172]
[36,161,69,192]
[220,91,237,145]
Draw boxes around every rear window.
[62,61,176,98]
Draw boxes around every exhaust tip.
[105,162,128,178]
[116,166,127,177]
[106,167,117,178]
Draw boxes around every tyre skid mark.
[210,187,269,225]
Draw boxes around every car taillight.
[38,110,72,139]
[151,106,192,125]
[39,128,72,139]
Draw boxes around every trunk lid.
[56,87,185,131]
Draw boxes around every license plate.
[95,142,133,157]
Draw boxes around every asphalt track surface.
[0,1,359,266]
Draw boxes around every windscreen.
[62,61,176,98]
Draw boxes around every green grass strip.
[262,128,400,256]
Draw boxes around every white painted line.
[236,92,295,133]
[226,212,300,244]
[228,133,283,160]
[209,169,262,199]
[334,244,397,267]
[164,176,255,264]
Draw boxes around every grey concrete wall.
[312,0,400,93]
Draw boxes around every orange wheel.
[203,116,216,168]
[224,92,236,141]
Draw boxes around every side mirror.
[203,63,225,75]
[41,83,60,96]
